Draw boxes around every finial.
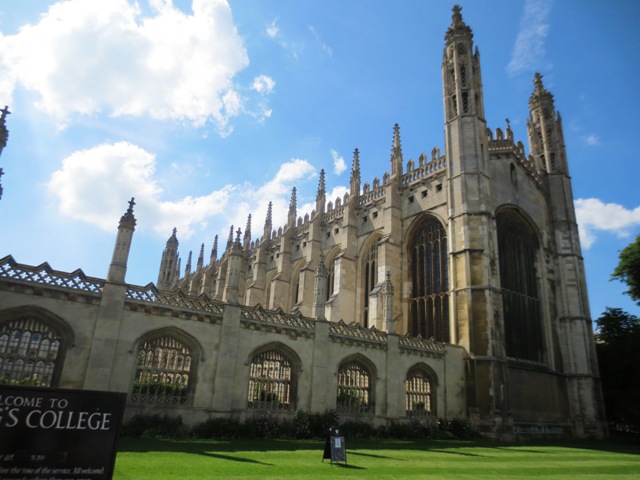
[265,201,273,227]
[227,225,234,246]
[289,187,297,211]
[245,214,252,237]
[317,169,326,199]
[118,197,137,229]
[211,234,219,261]
[235,228,242,245]
[391,123,403,158]
[533,72,544,89]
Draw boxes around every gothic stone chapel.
[0,6,605,438]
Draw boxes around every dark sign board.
[322,433,347,465]
[0,384,127,480]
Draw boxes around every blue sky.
[0,0,639,320]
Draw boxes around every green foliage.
[0,376,46,387]
[189,416,247,439]
[306,409,340,438]
[132,380,188,399]
[612,234,640,305]
[595,308,640,430]
[121,414,185,438]
[438,418,480,439]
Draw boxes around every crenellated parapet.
[486,125,542,186]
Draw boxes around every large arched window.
[131,332,196,405]
[408,218,449,341]
[336,357,374,414]
[0,312,68,387]
[363,240,379,328]
[405,365,436,417]
[247,346,297,411]
[497,211,544,362]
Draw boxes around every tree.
[612,234,640,305]
[595,308,640,430]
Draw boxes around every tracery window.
[363,240,378,327]
[408,218,450,341]
[131,334,194,405]
[247,348,295,411]
[0,317,62,386]
[497,212,544,362]
[326,258,335,301]
[405,367,435,417]
[336,359,373,414]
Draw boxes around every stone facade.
[0,7,604,438]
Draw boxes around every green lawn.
[113,437,640,479]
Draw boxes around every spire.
[157,227,180,290]
[263,201,273,240]
[316,169,326,201]
[210,234,218,262]
[243,214,252,250]
[226,225,234,249]
[527,72,567,174]
[316,169,326,214]
[390,123,403,179]
[288,187,297,226]
[185,250,193,276]
[349,148,361,197]
[442,5,484,121]
[197,243,205,270]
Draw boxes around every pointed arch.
[246,342,301,411]
[495,206,544,362]
[405,363,438,417]
[360,234,383,328]
[130,327,202,406]
[0,306,73,387]
[336,353,376,414]
[405,215,450,341]
[290,258,307,310]
[323,246,342,301]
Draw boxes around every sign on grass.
[0,384,126,480]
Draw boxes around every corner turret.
[107,198,137,284]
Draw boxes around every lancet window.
[0,316,63,387]
[363,240,379,327]
[405,366,436,417]
[326,258,335,301]
[336,359,373,414]
[247,348,295,411]
[497,212,544,362]
[131,334,194,405]
[408,218,450,341]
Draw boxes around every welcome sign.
[0,385,126,480]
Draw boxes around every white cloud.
[331,148,347,175]
[47,142,317,242]
[507,0,552,77]
[575,198,640,249]
[0,0,268,132]
[266,18,279,39]
[252,75,275,94]
[584,134,600,146]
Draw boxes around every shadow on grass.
[117,436,640,457]
[201,452,273,466]
[347,450,397,460]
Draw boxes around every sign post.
[322,427,347,465]
[0,384,127,480]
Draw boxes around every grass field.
[113,437,640,479]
